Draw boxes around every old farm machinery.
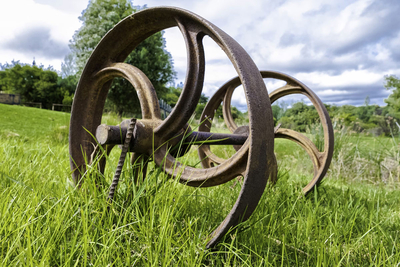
[69,7,334,248]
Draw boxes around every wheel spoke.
[222,83,240,132]
[198,144,226,168]
[276,128,322,169]
[70,63,161,184]
[94,63,161,120]
[155,20,205,140]
[275,128,331,194]
[154,144,248,187]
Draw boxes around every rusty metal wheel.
[198,71,334,195]
[69,7,277,248]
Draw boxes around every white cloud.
[298,69,382,88]
[318,89,350,96]
[1,0,399,108]
[0,0,84,69]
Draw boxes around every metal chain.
[107,118,136,205]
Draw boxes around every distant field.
[0,103,399,266]
[0,103,70,139]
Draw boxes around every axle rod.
[95,124,249,148]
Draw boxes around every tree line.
[1,60,399,137]
[0,61,76,109]
[272,75,400,136]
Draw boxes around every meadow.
[0,103,399,266]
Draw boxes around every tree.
[69,0,175,116]
[271,104,283,126]
[0,60,24,71]
[61,53,77,78]
[0,64,42,101]
[0,63,76,109]
[57,74,77,106]
[384,75,400,117]
[356,104,378,124]
[278,102,319,132]
[164,86,182,107]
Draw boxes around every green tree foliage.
[276,96,393,136]
[0,60,23,71]
[69,0,175,116]
[384,75,400,117]
[279,102,319,132]
[0,63,76,109]
[194,93,210,119]
[57,75,78,106]
[61,53,77,78]
[164,86,182,108]
[271,104,283,126]
[335,105,358,125]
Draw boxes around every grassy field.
[1,103,400,266]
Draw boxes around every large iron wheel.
[198,71,334,195]
[69,7,277,248]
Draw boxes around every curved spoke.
[275,128,331,194]
[154,144,248,187]
[155,19,205,140]
[198,145,226,168]
[266,70,332,154]
[222,84,239,132]
[275,128,323,173]
[74,63,160,185]
[70,62,161,183]
[197,80,229,168]
[94,63,161,120]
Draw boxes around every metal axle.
[95,124,249,148]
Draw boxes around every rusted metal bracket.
[69,7,333,249]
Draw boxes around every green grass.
[0,103,70,139]
[1,103,400,266]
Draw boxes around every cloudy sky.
[1,0,399,110]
